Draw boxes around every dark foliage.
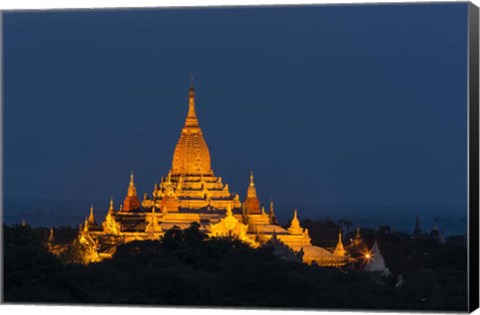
[3,223,468,310]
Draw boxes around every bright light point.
[362,250,373,262]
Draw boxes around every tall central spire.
[184,79,199,128]
[172,81,212,175]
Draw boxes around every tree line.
[3,221,467,311]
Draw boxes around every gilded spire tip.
[250,171,254,187]
[185,81,198,126]
[88,204,96,224]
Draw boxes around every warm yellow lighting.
[66,84,351,268]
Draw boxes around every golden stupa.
[75,83,348,267]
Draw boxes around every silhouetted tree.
[2,223,468,311]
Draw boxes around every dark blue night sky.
[3,3,469,222]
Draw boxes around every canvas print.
[2,2,479,312]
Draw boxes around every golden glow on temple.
[172,84,212,176]
[74,84,350,267]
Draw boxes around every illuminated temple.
[76,84,349,267]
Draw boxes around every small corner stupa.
[123,171,141,211]
[333,230,346,257]
[243,172,261,215]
